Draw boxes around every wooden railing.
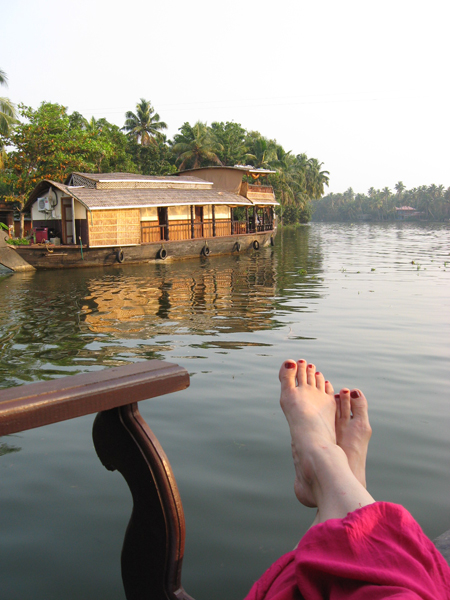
[0,361,194,600]
[141,220,274,242]
[247,184,274,194]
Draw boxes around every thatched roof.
[23,179,254,212]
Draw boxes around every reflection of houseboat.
[14,167,278,269]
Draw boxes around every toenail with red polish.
[315,371,321,376]
[334,394,340,400]
[285,362,296,369]
[308,364,313,368]
[350,390,360,398]
[298,359,306,364]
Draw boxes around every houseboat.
[13,167,278,269]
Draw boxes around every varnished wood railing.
[0,360,194,600]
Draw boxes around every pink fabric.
[245,502,450,600]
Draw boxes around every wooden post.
[231,207,234,235]
[253,206,257,233]
[212,205,216,237]
[190,206,194,239]
[246,208,249,233]
[0,360,193,600]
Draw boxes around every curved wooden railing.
[0,360,448,599]
[0,360,194,600]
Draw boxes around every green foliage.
[210,121,248,166]
[0,68,18,167]
[3,103,140,207]
[4,103,102,206]
[313,183,450,222]
[5,237,29,245]
[128,140,177,175]
[171,121,223,170]
[122,99,167,146]
[280,204,312,225]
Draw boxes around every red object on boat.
[35,227,48,243]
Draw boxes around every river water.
[1,223,449,600]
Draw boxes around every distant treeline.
[0,93,330,224]
[312,183,450,222]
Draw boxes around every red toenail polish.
[299,359,306,364]
[334,394,339,400]
[315,371,321,376]
[308,364,313,368]
[285,362,296,369]
[350,390,360,398]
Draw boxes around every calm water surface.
[1,223,449,599]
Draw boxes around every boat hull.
[14,231,276,270]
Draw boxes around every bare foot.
[279,359,338,507]
[279,358,375,522]
[334,388,372,488]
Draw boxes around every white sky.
[2,0,449,194]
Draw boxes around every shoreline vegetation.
[312,184,450,223]
[0,71,448,227]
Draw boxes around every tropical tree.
[171,121,223,170]
[305,157,330,199]
[394,181,405,198]
[4,103,116,234]
[0,69,18,168]
[210,121,248,166]
[122,99,167,146]
[245,132,277,169]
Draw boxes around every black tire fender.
[253,240,260,250]
[202,245,210,256]
[158,247,167,260]
[235,241,241,252]
[117,249,124,263]
[270,236,274,246]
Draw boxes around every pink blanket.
[245,502,450,600]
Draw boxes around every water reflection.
[0,230,325,388]
[81,254,280,337]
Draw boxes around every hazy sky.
[2,0,449,194]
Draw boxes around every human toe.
[315,371,326,392]
[338,388,351,421]
[306,363,316,386]
[349,390,371,426]
[279,360,298,391]
[296,359,307,385]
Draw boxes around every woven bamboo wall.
[89,209,141,247]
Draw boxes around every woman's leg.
[279,359,375,523]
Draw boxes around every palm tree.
[0,69,18,168]
[122,98,167,145]
[394,181,405,206]
[306,158,330,199]
[171,121,223,170]
[245,133,277,169]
